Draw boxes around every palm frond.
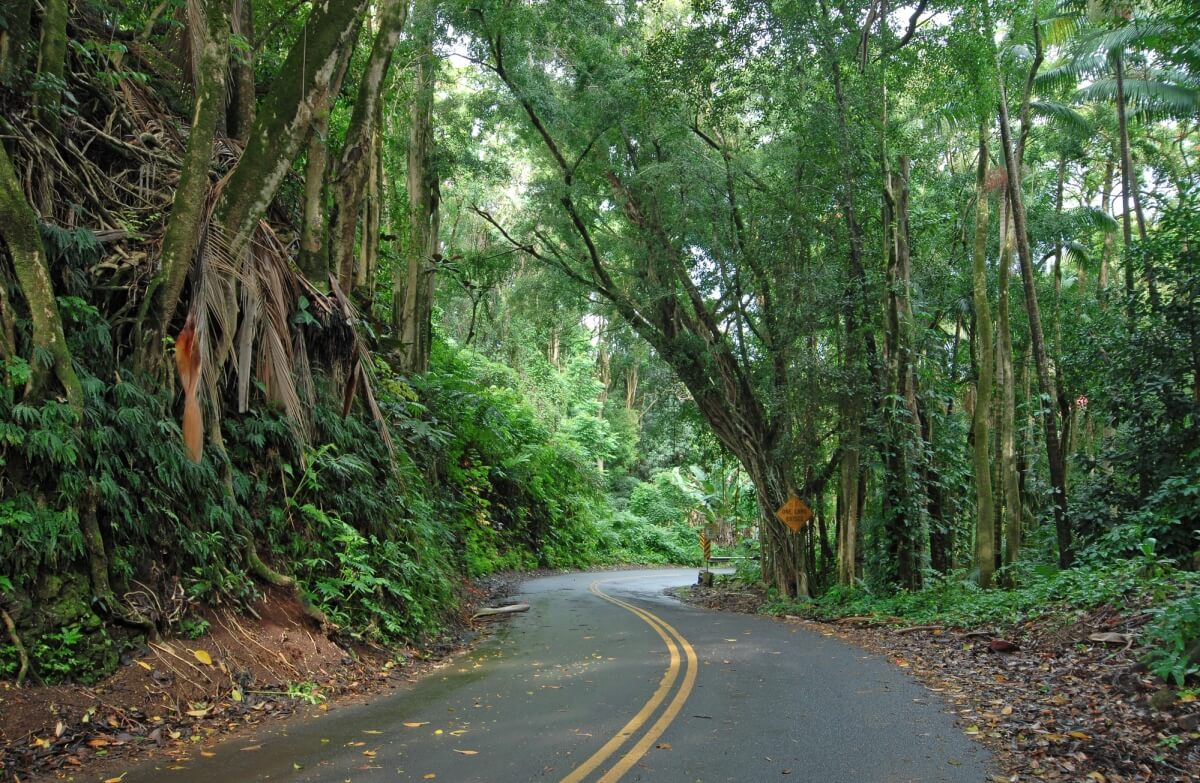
[235,269,260,413]
[1076,77,1200,119]
[250,221,308,438]
[1088,21,1175,57]
[327,276,398,466]
[1065,239,1090,269]
[192,203,240,402]
[1071,205,1119,234]
[1031,100,1094,135]
[1036,54,1109,90]
[1040,14,1082,48]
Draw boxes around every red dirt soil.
[1,576,516,781]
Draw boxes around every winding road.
[124,569,992,782]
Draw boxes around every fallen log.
[471,603,530,620]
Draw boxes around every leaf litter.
[672,582,1199,782]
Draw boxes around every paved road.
[124,569,991,782]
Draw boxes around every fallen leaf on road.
[136,660,153,670]
[193,649,213,665]
[200,751,215,757]
[895,658,910,667]
[240,745,261,752]
[423,774,436,779]
[103,775,126,783]
[403,722,428,728]
[363,730,382,734]
[363,750,377,757]
[454,749,479,755]
[655,743,671,750]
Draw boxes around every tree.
[137,0,232,371]
[0,142,82,414]
[395,0,440,374]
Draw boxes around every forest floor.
[671,580,1200,783]
[0,573,525,782]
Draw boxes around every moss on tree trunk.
[971,127,996,588]
[139,0,232,369]
[0,143,83,415]
[329,0,408,292]
[213,0,369,260]
[396,0,437,373]
[227,0,256,143]
[33,0,69,133]
[0,0,34,85]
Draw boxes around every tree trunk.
[33,0,69,133]
[226,0,256,144]
[397,0,438,374]
[138,0,231,370]
[1114,53,1158,310]
[837,403,860,586]
[1052,154,1065,354]
[297,109,332,284]
[1098,153,1114,304]
[971,127,996,588]
[997,191,1022,568]
[211,0,369,263]
[0,0,34,85]
[297,38,355,287]
[881,155,923,589]
[0,142,83,415]
[330,0,409,293]
[357,125,382,297]
[998,82,1072,568]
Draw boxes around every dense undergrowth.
[754,547,1200,687]
[0,295,701,683]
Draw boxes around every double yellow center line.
[558,579,698,783]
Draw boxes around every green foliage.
[29,624,114,684]
[766,557,1194,627]
[628,471,695,527]
[413,343,610,575]
[1143,592,1200,686]
[593,511,701,566]
[1069,192,1200,562]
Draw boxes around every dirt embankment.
[1,574,522,780]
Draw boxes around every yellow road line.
[557,583,681,783]
[594,593,697,783]
[557,578,698,783]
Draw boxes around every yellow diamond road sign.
[775,495,813,533]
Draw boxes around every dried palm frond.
[327,275,397,465]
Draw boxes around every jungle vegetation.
[0,0,1197,687]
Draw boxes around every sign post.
[774,495,813,534]
[698,530,713,586]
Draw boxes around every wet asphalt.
[121,568,992,782]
